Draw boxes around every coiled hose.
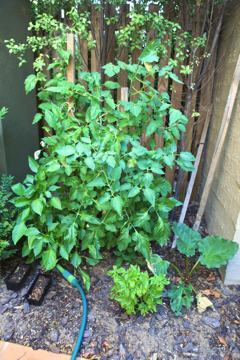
[57,264,88,360]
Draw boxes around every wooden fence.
[49,1,226,204]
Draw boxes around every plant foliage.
[168,282,194,316]
[169,223,239,315]
[0,175,17,260]
[10,44,195,273]
[108,265,169,315]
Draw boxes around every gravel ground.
[0,256,240,360]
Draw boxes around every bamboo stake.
[193,54,240,231]
[172,106,212,248]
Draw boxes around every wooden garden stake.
[172,107,212,248]
[66,33,75,116]
[66,33,75,83]
[193,54,240,231]
[120,87,128,112]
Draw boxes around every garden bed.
[0,254,240,360]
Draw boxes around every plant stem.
[185,256,189,276]
[189,258,200,277]
[170,262,184,280]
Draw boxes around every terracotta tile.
[0,341,82,360]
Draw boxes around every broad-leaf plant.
[167,223,239,315]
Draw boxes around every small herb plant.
[0,174,17,260]
[168,223,239,315]
[108,265,169,316]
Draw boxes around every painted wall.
[203,1,240,241]
[0,0,39,182]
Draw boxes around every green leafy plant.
[10,39,195,279]
[6,8,200,288]
[108,264,169,315]
[0,175,17,260]
[168,222,239,315]
[168,282,194,316]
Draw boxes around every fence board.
[91,5,101,72]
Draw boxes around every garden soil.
[0,207,239,360]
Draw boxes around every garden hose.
[57,264,88,360]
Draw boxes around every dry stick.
[193,54,240,231]
[171,106,212,248]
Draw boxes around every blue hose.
[57,265,88,360]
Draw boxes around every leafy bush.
[108,265,169,315]
[0,175,17,260]
[167,223,239,315]
[11,43,195,277]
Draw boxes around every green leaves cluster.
[108,265,169,315]
[11,52,194,273]
[168,223,239,315]
[0,175,17,260]
[173,223,238,269]
[168,282,194,316]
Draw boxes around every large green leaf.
[168,283,194,316]
[41,248,57,271]
[177,152,195,172]
[111,196,123,216]
[148,254,170,276]
[118,227,131,251]
[143,188,155,206]
[154,219,170,246]
[87,176,105,187]
[133,211,150,227]
[28,156,39,173]
[12,222,27,244]
[71,252,82,268]
[102,63,120,77]
[56,145,75,156]
[198,236,239,268]
[31,199,43,216]
[50,197,62,210]
[132,231,150,260]
[128,186,140,198]
[173,222,201,256]
[84,157,95,170]
[25,74,37,94]
[12,183,25,196]
[139,40,159,63]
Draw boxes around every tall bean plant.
[10,41,195,281]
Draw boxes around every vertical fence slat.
[79,38,88,72]
[91,5,101,72]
